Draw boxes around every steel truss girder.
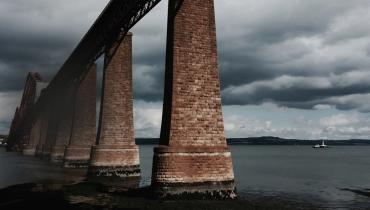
[36,0,162,112]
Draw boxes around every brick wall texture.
[50,87,77,161]
[64,65,97,165]
[89,33,139,171]
[23,117,42,155]
[42,104,59,157]
[29,117,41,147]
[36,110,49,156]
[160,0,226,147]
[97,33,134,147]
[152,0,235,187]
[69,65,97,147]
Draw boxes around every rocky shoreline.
[0,180,325,210]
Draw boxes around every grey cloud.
[224,111,370,140]
[1,0,370,115]
[133,64,164,102]
[222,70,370,112]
[0,122,11,134]
[0,0,108,91]
[0,91,21,133]
[215,0,370,113]
[366,46,370,57]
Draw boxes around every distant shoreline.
[136,137,370,146]
[1,136,370,146]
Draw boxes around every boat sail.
[313,140,328,148]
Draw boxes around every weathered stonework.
[63,65,97,168]
[152,147,236,199]
[88,33,140,180]
[50,88,76,163]
[151,0,236,199]
[42,104,59,159]
[36,110,49,157]
[41,144,51,158]
[88,145,140,178]
[22,146,37,156]
[22,117,42,156]
[35,145,43,157]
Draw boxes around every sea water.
[1,145,370,209]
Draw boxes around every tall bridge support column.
[63,65,97,168]
[151,0,236,198]
[23,117,41,156]
[50,88,77,163]
[42,104,59,159]
[36,110,49,157]
[88,33,140,180]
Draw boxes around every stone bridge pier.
[41,103,59,159]
[88,33,140,181]
[35,110,49,157]
[64,65,97,168]
[7,0,238,199]
[151,0,236,198]
[23,117,41,156]
[49,87,77,163]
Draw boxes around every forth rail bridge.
[5,0,236,199]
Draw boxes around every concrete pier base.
[35,145,43,157]
[22,145,36,156]
[63,146,92,168]
[89,176,141,190]
[88,145,140,179]
[88,165,140,178]
[151,181,236,199]
[50,146,66,163]
[41,146,51,159]
[152,146,236,199]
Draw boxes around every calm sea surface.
[1,145,370,209]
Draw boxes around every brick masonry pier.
[88,33,140,180]
[42,103,59,159]
[64,65,97,168]
[35,110,49,157]
[151,0,236,199]
[50,88,76,163]
[6,1,238,199]
[22,117,41,156]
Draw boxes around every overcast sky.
[0,0,369,140]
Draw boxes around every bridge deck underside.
[35,0,162,115]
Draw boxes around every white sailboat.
[313,140,328,148]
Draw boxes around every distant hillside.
[227,136,370,145]
[136,138,159,145]
[135,137,370,146]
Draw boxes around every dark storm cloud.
[216,1,370,82]
[0,0,109,91]
[1,0,370,115]
[214,0,370,112]
[0,35,75,90]
[133,64,165,101]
